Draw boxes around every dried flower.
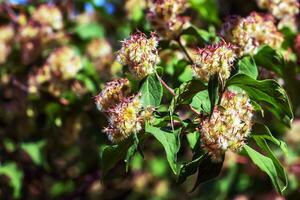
[32,4,63,30]
[0,25,14,64]
[147,0,189,39]
[103,95,153,143]
[200,90,253,161]
[193,41,237,82]
[220,12,284,56]
[46,46,82,80]
[94,78,129,112]
[117,32,159,79]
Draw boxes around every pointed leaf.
[140,74,163,107]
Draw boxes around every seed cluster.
[0,25,14,64]
[147,0,189,39]
[220,12,284,56]
[256,0,299,30]
[117,32,159,79]
[200,90,254,161]
[193,41,237,82]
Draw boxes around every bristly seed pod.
[103,95,153,143]
[200,90,253,162]
[94,78,129,112]
[117,32,159,79]
[220,12,284,57]
[193,40,237,82]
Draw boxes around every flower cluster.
[256,0,299,30]
[17,5,68,64]
[147,0,189,39]
[32,4,64,30]
[193,41,237,82]
[200,90,254,161]
[104,96,143,142]
[0,25,14,64]
[86,38,113,73]
[117,32,159,79]
[28,46,82,95]
[220,12,284,56]
[95,78,129,112]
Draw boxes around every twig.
[176,37,194,65]
[155,72,175,96]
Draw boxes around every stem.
[176,38,194,65]
[155,72,175,96]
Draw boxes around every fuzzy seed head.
[147,0,189,39]
[103,95,153,143]
[220,12,284,56]
[32,4,63,30]
[193,41,237,82]
[47,47,82,80]
[95,78,129,112]
[200,90,254,161]
[86,38,112,60]
[117,32,159,79]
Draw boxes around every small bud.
[94,78,129,112]
[193,41,237,82]
[220,12,284,56]
[117,32,159,79]
[200,90,253,161]
[103,95,153,143]
[147,0,189,39]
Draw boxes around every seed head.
[147,0,189,39]
[117,32,159,79]
[94,78,129,112]
[200,90,253,161]
[193,41,237,82]
[103,95,153,143]
[220,12,284,56]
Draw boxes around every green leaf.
[100,139,132,176]
[21,140,46,166]
[146,124,180,174]
[208,74,219,116]
[0,162,23,198]
[251,124,288,155]
[254,46,285,76]
[191,154,224,192]
[237,56,258,79]
[243,145,285,194]
[140,74,163,107]
[169,79,206,115]
[189,0,220,24]
[186,131,200,150]
[226,74,293,126]
[178,154,204,184]
[191,90,211,114]
[74,23,104,40]
[252,136,288,193]
[180,26,209,46]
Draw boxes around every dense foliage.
[0,0,300,199]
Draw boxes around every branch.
[176,38,194,65]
